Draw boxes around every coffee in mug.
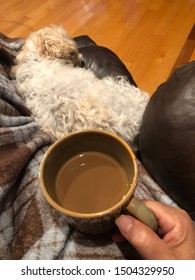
[39,129,158,235]
[55,151,129,213]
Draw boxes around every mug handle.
[125,197,158,232]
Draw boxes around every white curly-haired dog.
[11,25,149,150]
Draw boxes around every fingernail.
[115,215,133,234]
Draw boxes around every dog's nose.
[75,55,85,68]
[78,59,85,68]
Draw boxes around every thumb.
[115,215,174,260]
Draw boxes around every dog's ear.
[39,39,65,59]
[40,38,83,65]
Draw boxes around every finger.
[116,215,175,259]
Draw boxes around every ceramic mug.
[39,129,158,235]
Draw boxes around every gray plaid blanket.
[0,33,177,260]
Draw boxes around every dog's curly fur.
[11,25,149,150]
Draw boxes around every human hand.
[114,200,195,259]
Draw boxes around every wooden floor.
[0,0,194,94]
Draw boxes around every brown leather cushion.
[139,61,195,219]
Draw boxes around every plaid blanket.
[0,33,177,260]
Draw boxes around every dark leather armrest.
[139,61,195,218]
[74,35,137,86]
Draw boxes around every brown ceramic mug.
[39,129,158,235]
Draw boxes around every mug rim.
[39,129,138,219]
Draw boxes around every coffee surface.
[55,151,129,213]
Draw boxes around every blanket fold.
[0,33,177,260]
